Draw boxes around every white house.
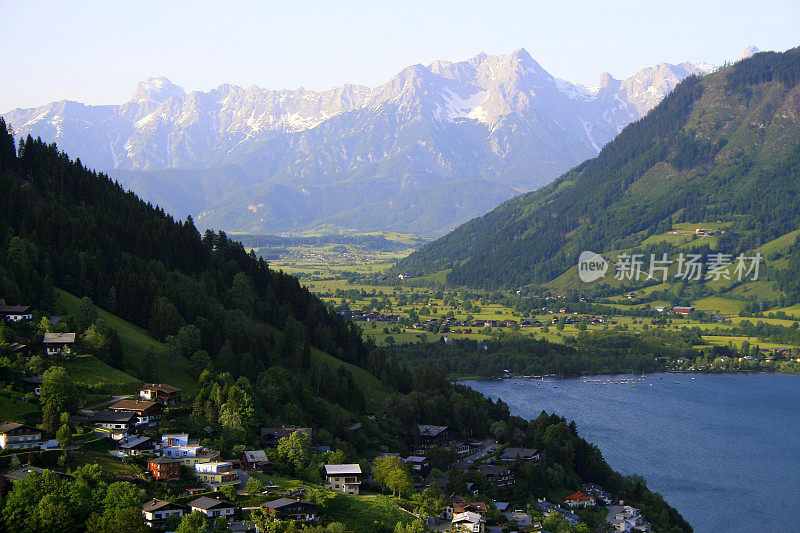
[452,511,485,532]
[188,496,236,519]
[141,499,185,528]
[323,464,362,494]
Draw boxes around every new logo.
[578,251,608,283]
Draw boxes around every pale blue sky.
[2,0,798,111]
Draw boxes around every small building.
[0,422,43,450]
[323,464,362,495]
[141,498,186,528]
[0,303,33,322]
[262,498,319,522]
[139,383,182,406]
[564,492,595,508]
[403,455,430,475]
[162,443,220,466]
[108,399,161,429]
[162,432,190,447]
[148,457,182,480]
[188,496,236,519]
[242,450,272,471]
[477,464,515,488]
[672,306,695,316]
[499,447,540,462]
[115,435,153,456]
[91,411,137,439]
[260,427,312,447]
[451,511,485,532]
[43,332,76,356]
[194,461,237,486]
[22,375,43,396]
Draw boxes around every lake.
[461,373,800,533]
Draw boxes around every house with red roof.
[564,491,595,508]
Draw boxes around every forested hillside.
[394,48,800,291]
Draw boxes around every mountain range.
[4,48,718,236]
[393,47,800,290]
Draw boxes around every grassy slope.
[56,289,198,393]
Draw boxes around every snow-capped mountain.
[3,48,715,236]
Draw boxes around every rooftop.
[418,425,448,437]
[324,464,362,475]
[189,496,234,510]
[43,332,76,344]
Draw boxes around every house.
[194,461,238,486]
[672,306,695,316]
[22,375,43,395]
[403,455,430,475]
[262,498,319,522]
[142,498,186,528]
[91,411,137,439]
[444,497,487,519]
[0,422,43,450]
[148,457,182,480]
[43,332,76,356]
[606,505,652,532]
[115,435,153,456]
[260,427,312,447]
[499,447,540,462]
[139,383,182,406]
[0,302,33,322]
[323,464,362,494]
[414,425,451,452]
[162,442,220,466]
[108,399,161,429]
[161,432,190,447]
[451,511,485,532]
[242,450,272,472]
[477,464,515,488]
[564,492,595,507]
[188,496,237,519]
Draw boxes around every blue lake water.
[461,373,800,533]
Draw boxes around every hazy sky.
[2,0,798,111]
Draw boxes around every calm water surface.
[462,373,800,533]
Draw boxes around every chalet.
[477,464,515,488]
[0,422,43,450]
[323,464,362,494]
[499,447,540,462]
[115,435,153,456]
[139,383,182,406]
[242,450,272,471]
[22,375,43,395]
[194,461,238,486]
[0,302,33,322]
[260,427,312,447]
[403,455,430,475]
[142,498,186,528]
[451,511,485,533]
[414,425,451,452]
[91,410,137,439]
[262,498,319,522]
[188,496,237,519]
[564,492,595,508]
[672,306,695,316]
[43,333,76,356]
[148,457,181,480]
[447,496,487,517]
[108,399,161,429]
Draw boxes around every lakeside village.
[0,303,655,532]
